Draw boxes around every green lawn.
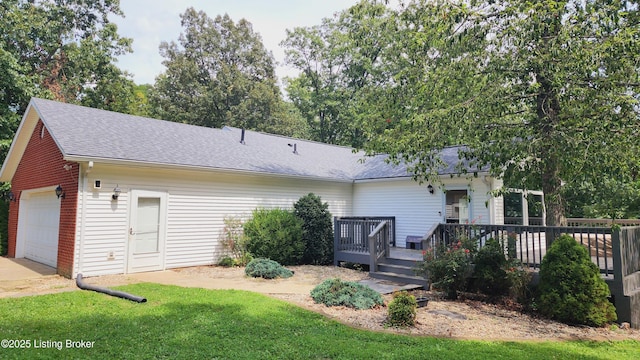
[0,283,636,359]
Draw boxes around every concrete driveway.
[0,257,57,281]
[0,257,64,298]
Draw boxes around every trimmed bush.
[243,208,304,265]
[293,193,334,265]
[537,235,617,327]
[310,278,383,310]
[244,258,293,279]
[386,291,417,327]
[472,238,510,296]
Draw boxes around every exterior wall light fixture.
[112,185,121,200]
[55,185,65,199]
[427,184,434,194]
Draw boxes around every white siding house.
[1,98,505,277]
[75,164,353,276]
[353,176,504,248]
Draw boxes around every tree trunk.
[534,7,566,231]
[538,106,566,231]
[536,75,565,229]
[542,166,566,227]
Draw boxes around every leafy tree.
[131,84,153,117]
[150,9,304,135]
[359,0,640,226]
[282,1,396,146]
[0,0,139,159]
[267,101,311,139]
[0,1,142,247]
[282,22,348,145]
[564,179,640,220]
[80,67,149,116]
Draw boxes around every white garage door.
[23,191,60,267]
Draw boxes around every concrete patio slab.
[358,278,423,294]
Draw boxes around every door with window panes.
[445,190,469,224]
[127,190,166,273]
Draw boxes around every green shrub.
[537,235,617,327]
[293,193,334,265]
[472,238,510,296]
[386,291,417,327]
[219,216,252,266]
[218,256,236,267]
[310,278,383,310]
[415,236,475,299]
[237,252,253,267]
[244,258,293,279]
[243,208,304,265]
[505,261,534,306]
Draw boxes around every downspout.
[76,273,146,303]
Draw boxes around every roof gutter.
[62,155,355,184]
[354,171,491,184]
[353,176,413,184]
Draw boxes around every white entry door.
[127,190,167,273]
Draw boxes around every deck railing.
[333,217,395,266]
[423,223,615,275]
[566,218,640,227]
[368,221,390,273]
[420,223,640,328]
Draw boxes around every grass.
[0,283,637,359]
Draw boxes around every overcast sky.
[110,0,360,86]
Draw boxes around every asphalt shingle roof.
[30,98,478,181]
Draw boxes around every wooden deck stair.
[369,249,428,288]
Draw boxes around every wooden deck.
[389,247,423,261]
[334,219,640,328]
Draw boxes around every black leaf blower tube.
[76,273,147,303]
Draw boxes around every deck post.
[368,231,376,273]
[333,217,339,266]
[610,229,629,325]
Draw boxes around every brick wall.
[8,120,78,277]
